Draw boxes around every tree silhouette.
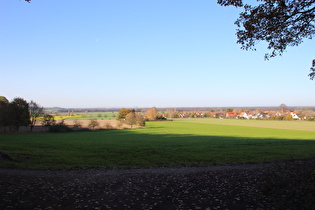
[218,0,315,79]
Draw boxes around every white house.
[290,112,300,120]
[239,112,249,119]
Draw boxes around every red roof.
[226,112,238,117]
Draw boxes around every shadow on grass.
[0,128,315,169]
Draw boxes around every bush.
[42,114,55,127]
[156,116,167,120]
[88,119,100,130]
[117,120,123,129]
[49,120,72,132]
[136,114,146,126]
[104,122,113,129]
[73,120,82,130]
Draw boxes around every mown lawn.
[0,119,314,169]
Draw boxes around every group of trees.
[117,107,169,128]
[117,108,146,128]
[0,96,44,132]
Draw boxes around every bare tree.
[9,97,30,131]
[73,119,82,130]
[88,119,100,130]
[29,100,44,132]
[104,122,113,129]
[279,104,288,113]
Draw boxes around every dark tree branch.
[309,59,315,80]
[217,0,243,7]
[218,0,315,79]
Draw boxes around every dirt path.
[1,160,314,209]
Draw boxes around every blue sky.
[1,0,314,108]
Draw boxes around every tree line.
[0,96,45,132]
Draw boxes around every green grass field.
[179,118,315,132]
[0,119,314,169]
[54,112,117,120]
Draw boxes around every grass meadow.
[0,118,314,169]
[53,112,117,121]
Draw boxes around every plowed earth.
[1,160,314,209]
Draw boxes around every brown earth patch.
[0,159,314,209]
[63,119,141,130]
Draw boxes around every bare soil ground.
[1,159,314,209]
[0,120,135,133]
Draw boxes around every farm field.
[53,112,118,120]
[178,118,315,132]
[0,119,314,169]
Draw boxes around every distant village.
[50,105,315,121]
[173,110,303,121]
[157,105,315,121]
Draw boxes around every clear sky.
[1,0,314,108]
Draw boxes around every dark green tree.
[217,0,315,79]
[226,108,234,112]
[0,96,9,104]
[9,97,30,131]
[42,114,55,128]
[0,96,10,132]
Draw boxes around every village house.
[178,113,186,118]
[289,112,300,120]
[226,112,238,118]
[248,111,260,119]
[238,112,249,119]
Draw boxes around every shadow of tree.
[0,129,314,169]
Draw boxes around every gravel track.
[1,160,314,209]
